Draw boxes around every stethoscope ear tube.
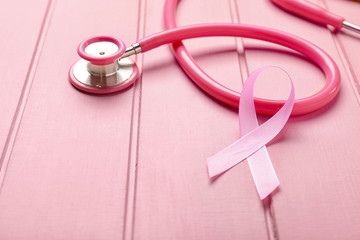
[270,0,344,28]
[271,0,360,34]
[160,0,340,116]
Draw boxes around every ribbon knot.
[207,66,295,200]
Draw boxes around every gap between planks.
[0,0,282,239]
[320,0,360,106]
[0,0,56,191]
[228,0,280,239]
[123,0,281,239]
[122,0,147,239]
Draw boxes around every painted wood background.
[0,0,359,239]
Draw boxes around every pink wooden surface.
[0,0,360,239]
[0,0,49,167]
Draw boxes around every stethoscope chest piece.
[69,36,139,94]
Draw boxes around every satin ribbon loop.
[207,66,295,199]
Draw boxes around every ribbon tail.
[206,127,268,178]
[248,147,279,200]
[207,138,279,199]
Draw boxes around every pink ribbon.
[207,66,295,200]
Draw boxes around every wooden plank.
[1,0,359,239]
[133,0,268,239]
[0,0,140,239]
[236,0,360,239]
[326,0,360,104]
[0,0,49,167]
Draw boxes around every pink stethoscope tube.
[271,0,344,28]
[135,0,340,115]
[70,0,341,116]
[271,0,360,33]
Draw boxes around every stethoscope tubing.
[138,0,340,116]
[69,0,341,116]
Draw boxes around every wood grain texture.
[0,0,49,168]
[133,0,268,239]
[327,0,360,104]
[236,0,360,239]
[0,0,359,239]
[0,0,140,239]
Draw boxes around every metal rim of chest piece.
[68,36,139,94]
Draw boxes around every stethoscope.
[69,0,359,116]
